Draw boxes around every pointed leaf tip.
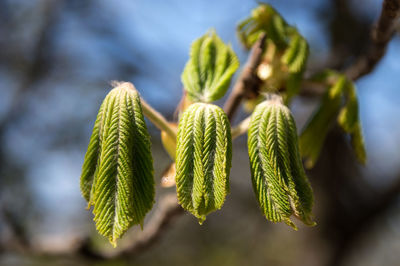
[80,82,155,246]
[248,99,315,228]
[175,103,232,222]
[300,73,367,167]
[181,31,239,103]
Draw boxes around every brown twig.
[75,193,183,259]
[345,0,400,80]
[223,33,267,122]
[300,0,400,97]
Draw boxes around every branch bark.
[344,0,400,80]
[76,193,183,260]
[300,0,400,96]
[223,33,267,122]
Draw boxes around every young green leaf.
[181,31,239,103]
[337,82,366,164]
[282,33,309,74]
[300,73,367,167]
[350,122,367,164]
[299,76,346,168]
[238,4,309,103]
[338,82,359,132]
[175,103,232,223]
[237,3,288,49]
[80,82,155,247]
[248,98,315,228]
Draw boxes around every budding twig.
[231,116,252,139]
[224,33,267,121]
[141,98,177,140]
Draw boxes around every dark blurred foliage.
[0,1,400,266]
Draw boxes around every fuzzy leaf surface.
[80,82,155,246]
[181,31,239,103]
[300,73,367,167]
[248,99,315,228]
[282,32,309,74]
[175,103,232,223]
[299,77,345,168]
[237,4,288,49]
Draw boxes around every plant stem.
[140,99,177,140]
[231,116,252,140]
[223,33,267,122]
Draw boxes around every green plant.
[80,3,366,247]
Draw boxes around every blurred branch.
[299,2,400,264]
[345,0,400,80]
[231,116,252,139]
[76,193,183,259]
[0,0,63,255]
[0,205,30,253]
[300,0,400,96]
[223,33,267,122]
[327,176,400,266]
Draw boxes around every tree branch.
[344,0,400,80]
[76,193,183,259]
[300,0,400,96]
[223,33,267,122]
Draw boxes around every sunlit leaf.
[80,82,155,246]
[161,123,178,160]
[175,103,232,223]
[237,3,287,49]
[181,31,239,102]
[350,122,367,164]
[283,34,309,74]
[300,73,367,167]
[338,82,358,132]
[299,77,345,168]
[238,3,309,103]
[248,98,315,228]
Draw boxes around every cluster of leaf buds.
[238,3,309,104]
[79,3,368,247]
[300,71,366,168]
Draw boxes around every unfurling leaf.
[299,76,345,168]
[248,98,315,228]
[175,103,232,223]
[300,72,367,167]
[238,3,309,102]
[181,31,239,103]
[282,33,309,74]
[337,82,366,164]
[237,4,287,49]
[161,123,178,160]
[350,122,367,164]
[80,82,155,247]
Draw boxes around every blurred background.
[0,0,400,265]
